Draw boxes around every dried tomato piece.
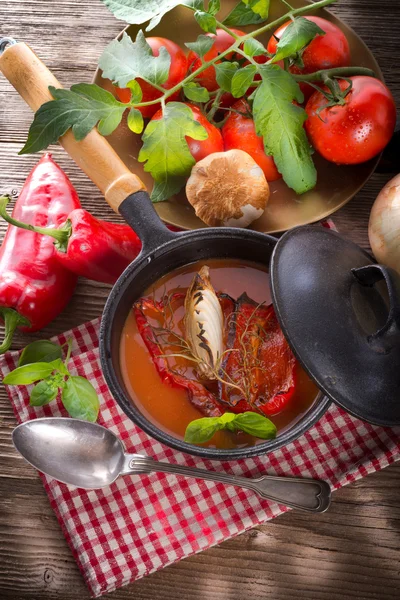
[219,293,296,416]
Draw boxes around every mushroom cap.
[186,149,270,227]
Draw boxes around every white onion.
[369,173,400,274]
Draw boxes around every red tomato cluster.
[116,19,396,172]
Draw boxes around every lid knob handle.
[352,264,400,353]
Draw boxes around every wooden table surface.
[1,1,400,598]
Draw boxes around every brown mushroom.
[185,149,269,227]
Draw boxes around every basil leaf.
[20,84,126,154]
[223,0,267,27]
[243,38,267,58]
[233,412,277,439]
[194,10,217,34]
[30,378,59,407]
[271,17,325,64]
[215,62,239,93]
[101,0,201,28]
[18,340,62,367]
[3,362,56,385]
[61,376,100,422]
[50,358,69,376]
[184,411,276,444]
[127,108,144,133]
[184,416,222,444]
[138,102,208,202]
[252,65,316,194]
[183,82,210,102]
[185,34,214,58]
[231,64,257,98]
[208,0,220,15]
[99,31,171,89]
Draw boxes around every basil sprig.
[184,411,277,444]
[3,339,99,422]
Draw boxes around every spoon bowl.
[12,418,127,488]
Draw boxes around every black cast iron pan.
[1,40,399,460]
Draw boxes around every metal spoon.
[12,418,331,512]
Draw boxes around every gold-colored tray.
[93,0,382,233]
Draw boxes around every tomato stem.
[293,66,376,82]
[128,0,339,111]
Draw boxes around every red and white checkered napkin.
[1,300,400,597]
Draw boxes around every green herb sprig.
[184,410,277,444]
[20,0,375,201]
[3,339,100,422]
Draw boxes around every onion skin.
[369,173,400,274]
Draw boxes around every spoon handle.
[128,457,331,513]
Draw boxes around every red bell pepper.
[220,294,296,416]
[0,203,142,285]
[0,154,80,353]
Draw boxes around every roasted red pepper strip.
[220,293,296,416]
[134,297,223,417]
[0,154,79,353]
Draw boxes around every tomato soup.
[120,259,319,449]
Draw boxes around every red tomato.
[187,28,246,92]
[267,16,351,102]
[305,76,396,164]
[115,37,188,119]
[221,99,281,181]
[151,103,223,162]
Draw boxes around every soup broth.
[120,259,319,449]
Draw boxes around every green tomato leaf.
[223,0,267,26]
[183,82,210,102]
[127,107,144,133]
[138,102,208,202]
[194,10,217,34]
[215,62,239,93]
[245,0,269,19]
[20,84,126,154]
[271,17,325,63]
[243,38,267,58]
[185,34,214,58]
[252,65,316,194]
[99,31,171,89]
[126,79,143,103]
[18,340,62,367]
[30,378,59,407]
[101,0,202,28]
[184,416,222,444]
[233,411,277,439]
[208,0,220,15]
[3,362,56,385]
[61,376,100,422]
[231,64,257,98]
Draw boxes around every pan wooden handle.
[0,42,146,212]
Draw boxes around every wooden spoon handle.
[0,42,146,212]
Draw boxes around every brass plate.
[93,0,382,233]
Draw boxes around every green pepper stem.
[0,307,30,354]
[0,196,70,251]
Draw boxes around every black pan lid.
[270,226,400,427]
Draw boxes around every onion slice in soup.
[184,265,225,380]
